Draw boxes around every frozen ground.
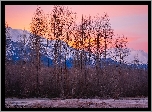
[5,97,148,108]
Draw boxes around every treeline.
[5,5,148,99]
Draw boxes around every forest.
[5,5,148,100]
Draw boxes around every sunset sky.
[5,5,148,53]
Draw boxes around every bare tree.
[84,16,94,66]
[114,35,129,65]
[29,6,48,97]
[48,5,76,98]
[71,23,81,68]
[80,15,94,95]
[92,14,105,89]
[112,34,130,99]
[101,13,114,59]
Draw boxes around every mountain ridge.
[6,27,148,65]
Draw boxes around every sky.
[5,5,148,53]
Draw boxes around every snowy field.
[5,97,148,108]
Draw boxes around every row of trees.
[5,5,148,98]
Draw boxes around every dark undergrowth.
[5,61,148,99]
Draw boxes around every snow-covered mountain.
[6,27,148,65]
[124,49,148,64]
[105,48,148,65]
[8,27,31,42]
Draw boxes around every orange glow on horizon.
[5,5,148,53]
